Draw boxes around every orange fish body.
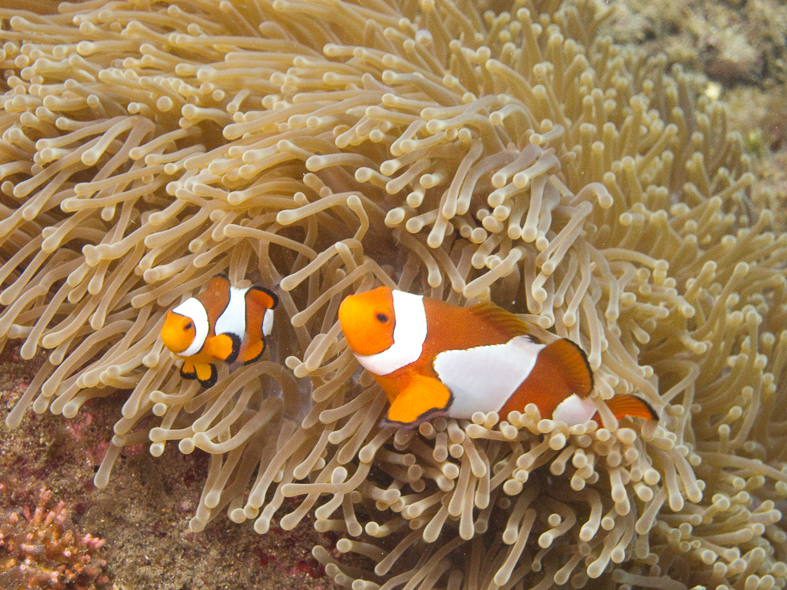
[160,275,278,387]
[338,287,656,427]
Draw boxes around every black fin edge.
[197,364,218,388]
[243,338,266,365]
[380,395,454,430]
[555,338,594,395]
[249,285,279,309]
[632,394,659,421]
[224,333,242,365]
[180,365,197,380]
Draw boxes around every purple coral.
[0,486,109,589]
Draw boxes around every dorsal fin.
[539,339,594,397]
[205,274,231,293]
[246,286,278,310]
[466,302,530,339]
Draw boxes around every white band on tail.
[355,290,427,376]
[552,394,597,425]
[262,308,274,336]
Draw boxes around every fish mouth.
[338,290,395,357]
[160,313,192,354]
[338,295,363,352]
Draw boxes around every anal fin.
[606,394,658,421]
[243,339,265,364]
[384,375,452,426]
[194,362,218,388]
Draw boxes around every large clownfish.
[338,287,657,427]
[160,275,278,387]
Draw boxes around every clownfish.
[338,287,657,427]
[160,275,278,387]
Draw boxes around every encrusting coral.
[0,485,108,589]
[1,0,786,588]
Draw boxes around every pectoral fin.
[208,333,241,364]
[385,375,452,426]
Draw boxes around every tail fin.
[606,394,658,421]
[540,339,594,397]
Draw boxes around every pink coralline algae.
[0,486,109,590]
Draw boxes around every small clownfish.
[160,275,278,387]
[338,287,657,427]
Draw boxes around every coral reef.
[0,485,108,589]
[605,0,787,87]
[0,0,786,589]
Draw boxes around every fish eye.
[375,313,389,323]
[184,322,193,330]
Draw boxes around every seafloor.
[1,0,785,589]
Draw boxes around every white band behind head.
[173,298,210,357]
[355,290,428,376]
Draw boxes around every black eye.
[185,322,193,330]
[375,313,389,323]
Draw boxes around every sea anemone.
[1,0,785,588]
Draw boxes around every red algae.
[0,486,109,589]
[0,342,354,589]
